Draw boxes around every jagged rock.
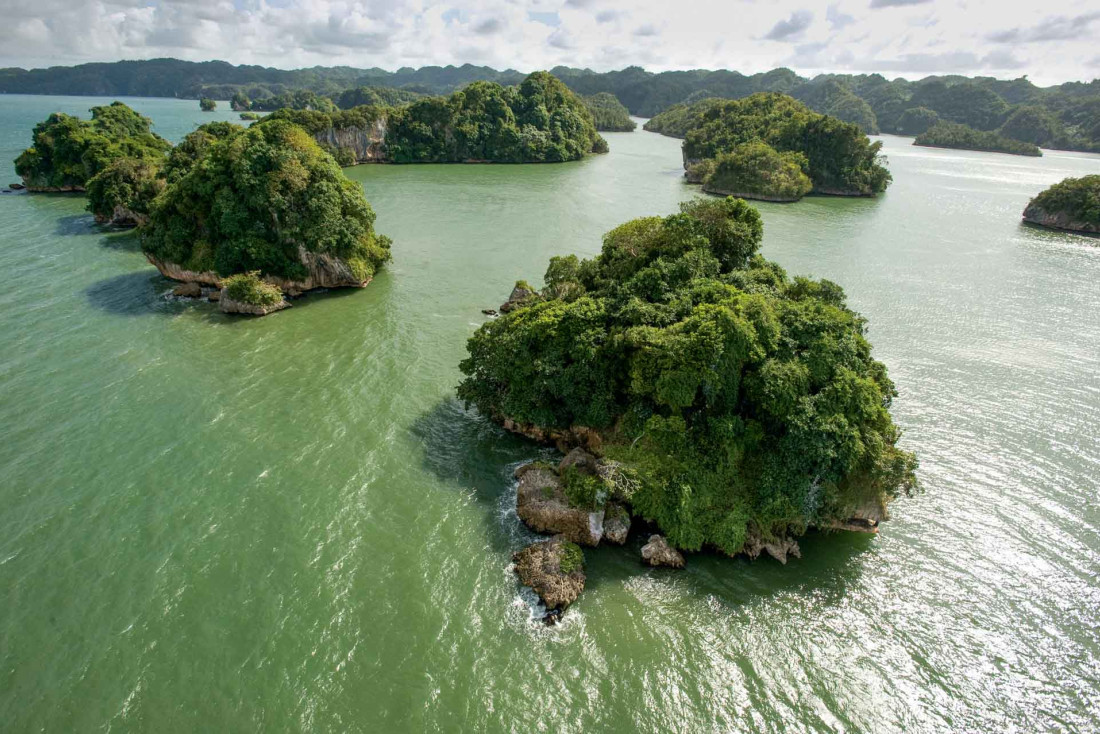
[558,447,599,476]
[1022,202,1100,234]
[499,419,602,454]
[515,465,604,546]
[499,283,538,314]
[172,282,202,298]
[218,290,290,316]
[206,290,221,302]
[742,533,801,564]
[824,498,888,533]
[603,503,630,545]
[481,308,497,316]
[641,534,685,568]
[513,537,586,622]
[9,183,25,190]
[311,118,389,164]
[94,205,146,227]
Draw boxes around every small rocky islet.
[1022,175,1100,234]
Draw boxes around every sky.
[1,0,1098,85]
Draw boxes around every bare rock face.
[641,535,685,568]
[559,447,599,476]
[499,283,538,314]
[93,205,147,228]
[9,183,25,190]
[146,246,372,295]
[515,465,604,546]
[742,533,801,565]
[218,290,291,316]
[1022,202,1100,234]
[172,282,202,298]
[603,503,631,545]
[499,419,602,454]
[825,497,888,534]
[312,118,389,164]
[513,537,586,621]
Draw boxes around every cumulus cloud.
[870,0,931,7]
[0,0,1093,86]
[988,12,1100,43]
[764,10,813,41]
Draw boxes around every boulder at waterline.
[641,535,685,569]
[515,464,605,546]
[513,537,586,623]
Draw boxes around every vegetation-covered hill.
[258,72,607,165]
[458,197,917,557]
[4,59,1097,152]
[914,122,1041,156]
[142,120,391,288]
[1022,175,1100,233]
[582,93,636,132]
[13,102,170,192]
[681,93,890,200]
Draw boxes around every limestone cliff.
[1022,202,1100,234]
[146,245,373,294]
[312,117,389,164]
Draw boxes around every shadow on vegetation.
[410,396,873,608]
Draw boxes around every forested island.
[460,197,917,618]
[671,94,890,201]
[1022,176,1100,233]
[257,72,607,164]
[4,59,1097,153]
[914,122,1041,156]
[13,103,391,314]
[582,93,636,132]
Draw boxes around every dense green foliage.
[997,106,1061,147]
[251,90,337,112]
[458,198,916,554]
[199,98,216,111]
[582,93,636,132]
[894,107,940,136]
[85,157,164,223]
[915,122,1041,156]
[385,72,605,163]
[643,99,725,138]
[333,86,423,109]
[5,59,1097,151]
[142,120,391,282]
[223,272,284,306]
[258,105,388,136]
[239,111,260,121]
[682,94,891,196]
[1029,175,1100,225]
[230,91,251,111]
[557,541,584,574]
[13,102,171,190]
[701,142,813,201]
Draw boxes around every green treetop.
[141,120,391,282]
[13,101,171,191]
[200,98,217,111]
[583,93,636,132]
[458,197,917,555]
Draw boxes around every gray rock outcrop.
[515,465,605,546]
[641,535,685,569]
[218,290,291,316]
[1022,202,1100,234]
[513,537,586,621]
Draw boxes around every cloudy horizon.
[1,0,1098,86]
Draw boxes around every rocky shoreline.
[1022,202,1100,234]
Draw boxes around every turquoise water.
[1,96,1098,732]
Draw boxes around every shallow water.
[1,96,1098,732]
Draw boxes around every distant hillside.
[2,58,1098,152]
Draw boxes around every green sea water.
[1,95,1098,733]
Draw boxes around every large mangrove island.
[459,197,917,615]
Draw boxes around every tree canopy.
[914,121,1041,156]
[582,93,636,132]
[681,93,891,198]
[13,102,170,191]
[141,120,391,282]
[458,197,917,555]
[385,72,606,163]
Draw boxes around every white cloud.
[0,0,1095,85]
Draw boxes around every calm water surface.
[1,96,1098,733]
